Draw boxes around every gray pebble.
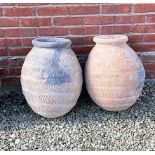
[0,81,155,151]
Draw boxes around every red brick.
[0,8,2,16]
[8,59,25,67]
[115,15,145,24]
[0,29,5,37]
[0,39,6,47]
[1,77,20,85]
[9,68,21,76]
[145,72,155,79]
[38,18,51,26]
[38,6,68,16]
[68,5,100,15]
[69,36,94,46]
[71,45,93,54]
[20,28,38,37]
[140,55,155,63]
[21,17,51,27]
[147,15,155,23]
[128,35,143,44]
[0,18,19,27]
[7,39,21,47]
[39,27,68,36]
[144,63,155,71]
[84,36,94,45]
[5,29,20,37]
[2,7,35,16]
[0,38,21,47]
[131,24,155,33]
[22,38,33,46]
[101,25,131,34]
[134,4,155,13]
[131,44,155,52]
[70,26,99,35]
[0,59,8,67]
[8,48,31,56]
[21,18,38,27]
[69,37,84,46]
[143,34,155,42]
[84,16,114,25]
[102,4,131,14]
[54,17,83,26]
[0,68,8,76]
[0,48,7,56]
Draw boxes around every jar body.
[21,46,83,118]
[85,40,145,111]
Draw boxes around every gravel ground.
[0,81,155,151]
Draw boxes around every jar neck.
[32,37,71,49]
[95,42,127,47]
[93,35,128,45]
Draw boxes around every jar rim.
[93,35,128,44]
[32,37,71,48]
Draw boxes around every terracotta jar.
[85,35,145,111]
[21,37,83,118]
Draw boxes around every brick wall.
[0,3,155,89]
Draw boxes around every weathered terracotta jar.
[85,35,145,111]
[21,37,83,118]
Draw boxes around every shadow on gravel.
[0,81,155,132]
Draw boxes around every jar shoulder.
[23,47,81,70]
[87,44,144,71]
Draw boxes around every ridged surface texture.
[21,46,83,118]
[85,39,145,111]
